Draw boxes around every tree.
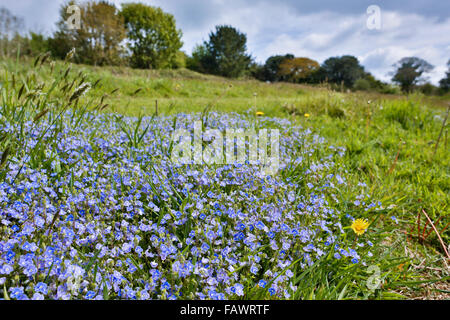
[418,82,437,95]
[28,32,49,56]
[277,57,320,83]
[50,1,126,66]
[186,44,214,74]
[171,51,187,69]
[262,54,294,82]
[439,59,450,92]
[321,55,365,87]
[248,62,265,81]
[81,1,126,66]
[120,3,183,69]
[307,67,328,84]
[354,72,387,92]
[48,1,76,60]
[196,25,252,78]
[391,57,434,93]
[0,7,24,57]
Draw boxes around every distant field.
[0,57,448,300]
[72,64,450,115]
[7,58,450,116]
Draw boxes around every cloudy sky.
[1,0,449,84]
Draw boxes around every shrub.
[353,78,371,91]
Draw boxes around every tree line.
[0,1,448,95]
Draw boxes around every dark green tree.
[391,57,434,93]
[120,3,183,69]
[321,55,365,87]
[354,72,388,92]
[186,44,214,74]
[199,25,252,78]
[48,1,75,60]
[248,62,265,81]
[307,67,328,84]
[28,32,49,56]
[439,59,450,92]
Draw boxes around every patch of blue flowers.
[0,112,381,300]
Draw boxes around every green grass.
[1,56,449,299]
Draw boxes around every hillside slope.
[1,57,449,298]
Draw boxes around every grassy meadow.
[0,56,448,300]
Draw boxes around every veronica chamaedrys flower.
[85,291,96,299]
[0,111,380,300]
[258,280,267,288]
[9,287,26,300]
[32,293,45,300]
[234,283,244,296]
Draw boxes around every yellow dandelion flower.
[256,111,264,116]
[304,113,310,118]
[351,219,370,236]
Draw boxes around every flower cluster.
[0,112,382,300]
